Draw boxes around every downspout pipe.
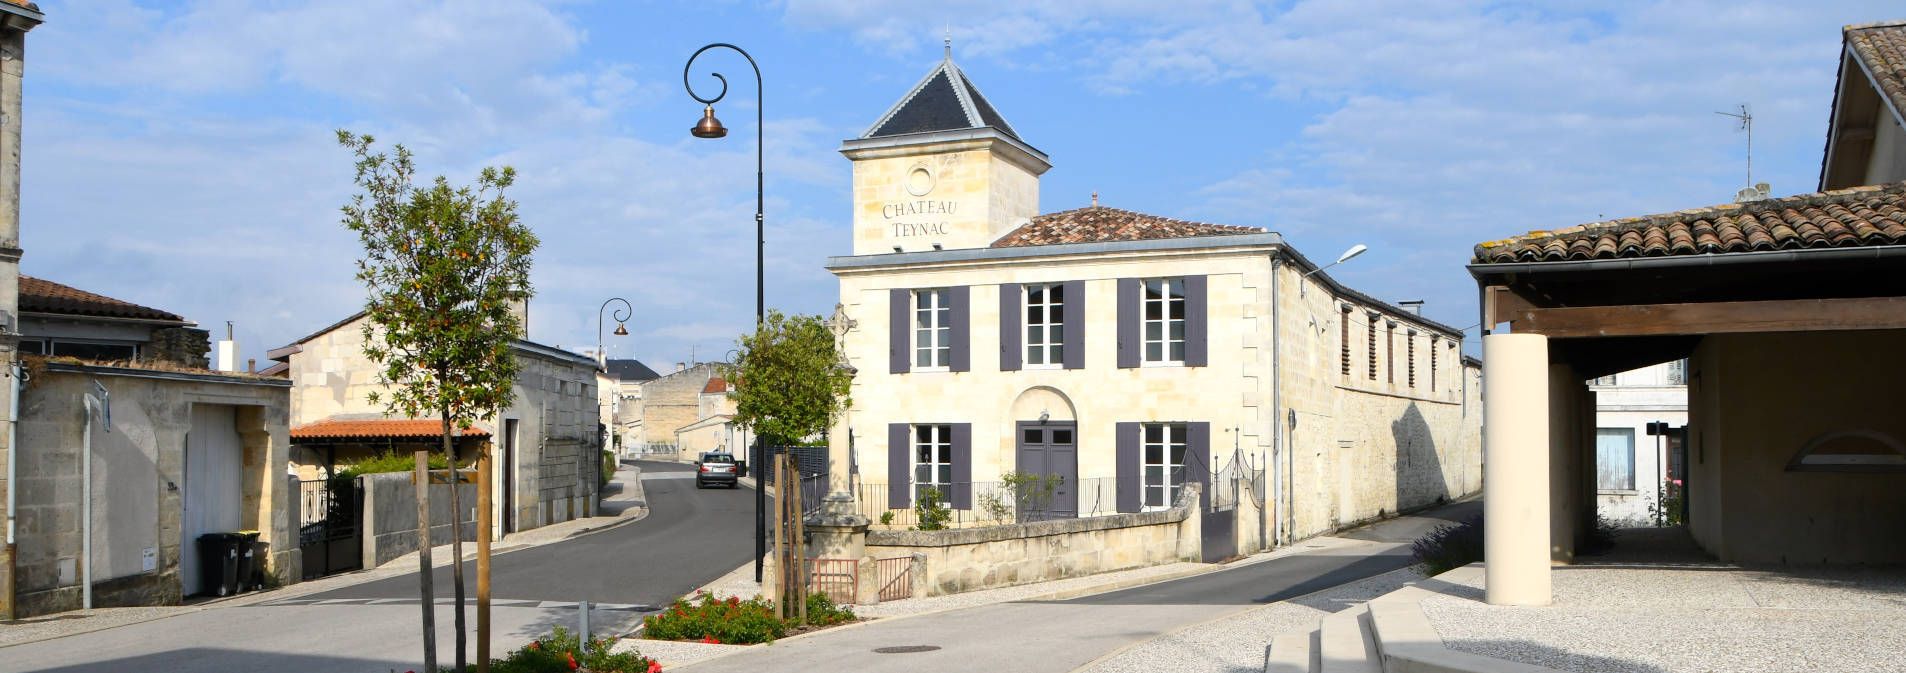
[3,361,18,618]
[81,380,108,611]
[1268,253,1281,550]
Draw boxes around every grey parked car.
[695,452,739,488]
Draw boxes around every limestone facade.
[276,313,602,535]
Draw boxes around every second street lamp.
[597,296,632,371]
[684,42,768,583]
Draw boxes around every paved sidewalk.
[0,462,650,649]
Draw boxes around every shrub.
[642,593,786,644]
[914,487,951,531]
[803,593,856,627]
[334,450,450,481]
[878,511,894,526]
[601,449,617,489]
[1412,514,1484,576]
[491,627,655,673]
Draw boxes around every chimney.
[214,321,240,372]
[1398,300,1424,316]
[675,362,686,373]
[1733,182,1771,203]
[508,298,529,338]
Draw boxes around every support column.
[1549,364,1579,564]
[1483,333,1551,606]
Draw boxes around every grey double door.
[1015,422,1078,521]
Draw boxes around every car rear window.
[704,454,735,464]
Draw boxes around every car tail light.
[699,464,710,472]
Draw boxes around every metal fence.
[807,558,857,606]
[872,556,913,601]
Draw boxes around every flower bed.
[640,592,856,645]
[491,627,658,673]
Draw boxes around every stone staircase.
[1261,566,1565,673]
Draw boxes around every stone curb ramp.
[1264,564,1566,673]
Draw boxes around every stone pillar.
[1483,333,1551,606]
[807,495,868,602]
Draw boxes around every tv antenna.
[1715,104,1752,186]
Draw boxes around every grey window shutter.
[949,285,971,373]
[999,283,1021,371]
[1187,422,1211,508]
[1117,278,1140,369]
[950,423,973,510]
[1184,275,1208,367]
[890,288,910,375]
[888,423,910,509]
[1116,422,1140,512]
[1062,280,1086,370]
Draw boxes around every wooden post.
[772,453,787,619]
[477,446,493,672]
[414,450,438,671]
[794,456,807,625]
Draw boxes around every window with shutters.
[913,289,951,370]
[1141,423,1188,511]
[1386,323,1395,384]
[914,424,953,503]
[1407,330,1417,389]
[1339,307,1351,378]
[1143,278,1186,364]
[1366,314,1378,380]
[1025,283,1065,367]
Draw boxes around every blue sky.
[18,0,1899,367]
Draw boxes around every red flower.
[528,641,541,651]
[700,635,721,644]
[648,662,663,673]
[567,651,579,670]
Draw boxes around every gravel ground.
[1074,566,1425,673]
[1421,566,1906,673]
[612,636,749,668]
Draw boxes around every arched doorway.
[1009,387,1078,521]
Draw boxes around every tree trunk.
[415,450,437,672]
[443,409,468,672]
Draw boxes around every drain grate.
[872,645,942,654]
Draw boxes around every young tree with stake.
[339,131,538,672]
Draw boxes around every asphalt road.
[0,460,756,673]
[312,459,756,606]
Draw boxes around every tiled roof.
[1847,21,1906,121]
[1472,182,1906,264]
[701,376,729,394]
[19,276,187,322]
[863,54,1020,141]
[291,417,489,442]
[992,206,1265,248]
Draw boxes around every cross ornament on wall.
[827,303,857,367]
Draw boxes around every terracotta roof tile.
[291,417,489,442]
[992,206,1263,248]
[701,376,729,394]
[1847,21,1906,121]
[1473,182,1906,264]
[19,276,187,322]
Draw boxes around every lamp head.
[1335,244,1369,265]
[613,322,629,337]
[691,105,728,139]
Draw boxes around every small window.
[1386,323,1395,384]
[1596,428,1636,491]
[18,339,44,355]
[914,424,954,503]
[1407,331,1417,389]
[1142,279,1186,364]
[1025,283,1065,366]
[1366,314,1378,380]
[1430,338,1439,392]
[1339,308,1351,378]
[913,289,951,369]
[1052,429,1072,444]
[1141,423,1188,510]
[52,341,138,361]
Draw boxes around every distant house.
[628,362,723,460]
[603,358,659,455]
[4,277,293,616]
[674,376,751,460]
[267,312,602,536]
[1588,361,1688,526]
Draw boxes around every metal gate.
[808,558,858,605]
[873,556,912,602]
[298,477,364,579]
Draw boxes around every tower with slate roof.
[841,42,1050,255]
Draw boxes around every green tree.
[339,131,537,672]
[725,311,855,449]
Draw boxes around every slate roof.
[862,53,1021,141]
[1847,21,1906,122]
[992,205,1265,248]
[291,417,489,442]
[19,276,188,323]
[1472,181,1906,264]
[605,358,660,382]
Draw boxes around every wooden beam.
[1486,285,1539,328]
[1512,297,1906,338]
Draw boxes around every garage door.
[181,405,243,596]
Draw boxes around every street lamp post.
[597,297,632,370]
[684,42,767,583]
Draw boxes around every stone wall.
[865,484,1200,597]
[634,363,719,459]
[145,327,210,368]
[360,472,478,568]
[8,363,291,617]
